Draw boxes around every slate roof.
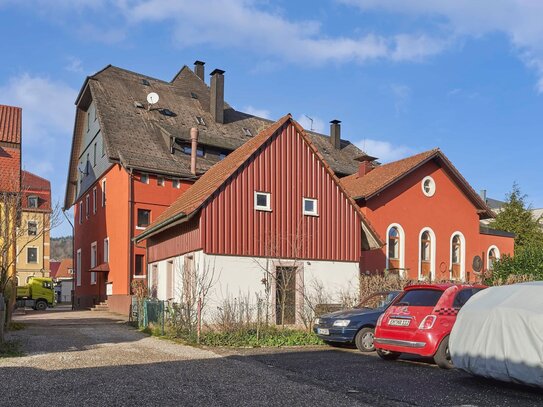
[341,148,495,219]
[136,115,382,249]
[65,64,365,207]
[0,104,22,144]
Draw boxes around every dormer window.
[28,196,38,208]
[195,116,206,126]
[183,146,204,157]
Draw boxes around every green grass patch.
[8,322,25,331]
[0,340,24,358]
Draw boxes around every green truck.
[16,277,56,311]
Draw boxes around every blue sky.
[1,0,542,237]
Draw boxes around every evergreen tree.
[489,183,543,248]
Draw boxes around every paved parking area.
[2,308,541,406]
[217,345,543,407]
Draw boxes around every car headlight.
[333,319,350,327]
[314,318,321,325]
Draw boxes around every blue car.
[313,291,401,352]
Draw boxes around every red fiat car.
[374,283,486,369]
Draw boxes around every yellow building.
[15,171,52,285]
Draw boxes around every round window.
[421,176,436,197]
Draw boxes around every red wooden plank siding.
[201,123,361,261]
[147,215,202,263]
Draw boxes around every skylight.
[160,109,176,117]
[190,92,198,99]
[142,79,150,86]
[242,127,252,137]
[196,116,206,126]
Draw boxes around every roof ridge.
[91,64,172,85]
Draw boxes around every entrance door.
[275,267,296,325]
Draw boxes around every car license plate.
[317,328,330,335]
[388,318,411,327]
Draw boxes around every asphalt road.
[2,308,542,407]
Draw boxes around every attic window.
[142,79,150,86]
[242,127,252,137]
[160,108,176,117]
[190,92,198,99]
[195,116,206,126]
[183,146,204,157]
[28,196,39,208]
[134,101,144,109]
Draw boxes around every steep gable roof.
[341,149,495,219]
[0,104,22,144]
[137,115,382,248]
[22,170,51,211]
[65,64,366,208]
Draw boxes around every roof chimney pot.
[330,120,341,149]
[210,69,225,124]
[194,60,205,82]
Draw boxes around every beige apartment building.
[16,171,52,285]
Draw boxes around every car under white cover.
[450,281,543,388]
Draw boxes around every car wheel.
[376,348,400,361]
[434,336,454,369]
[355,327,375,353]
[35,300,47,311]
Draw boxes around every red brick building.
[341,149,515,281]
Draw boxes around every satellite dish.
[147,92,159,105]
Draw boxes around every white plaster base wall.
[148,251,359,324]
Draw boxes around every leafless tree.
[0,185,61,342]
[297,277,332,331]
[252,227,307,328]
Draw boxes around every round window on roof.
[421,176,436,197]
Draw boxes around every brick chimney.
[356,154,378,177]
[329,120,341,149]
[190,127,199,175]
[194,60,205,82]
[210,69,225,124]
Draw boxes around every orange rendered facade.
[73,164,190,312]
[359,161,514,282]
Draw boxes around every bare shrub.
[359,273,408,301]
[489,274,535,286]
[298,278,332,330]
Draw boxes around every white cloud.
[355,139,415,163]
[296,114,325,133]
[5,0,445,65]
[340,0,543,92]
[390,84,410,115]
[0,74,77,142]
[65,57,84,73]
[243,105,272,120]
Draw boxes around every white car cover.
[450,281,543,388]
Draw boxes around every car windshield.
[356,292,398,309]
[395,289,443,307]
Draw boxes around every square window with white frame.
[254,192,271,211]
[303,197,318,216]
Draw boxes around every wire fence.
[131,297,165,335]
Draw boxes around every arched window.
[386,224,405,276]
[488,246,500,270]
[388,227,400,260]
[419,228,436,280]
[450,233,465,280]
[421,231,431,262]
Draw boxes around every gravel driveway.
[2,308,541,407]
[1,308,368,407]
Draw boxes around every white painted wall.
[148,251,359,324]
